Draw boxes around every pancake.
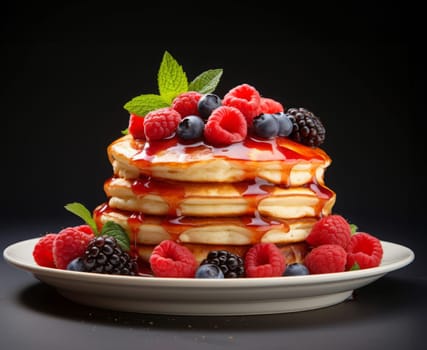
[98,99,335,272]
[94,203,318,246]
[108,134,331,186]
[104,176,336,218]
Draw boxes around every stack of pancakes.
[94,133,336,264]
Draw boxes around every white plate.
[3,238,414,316]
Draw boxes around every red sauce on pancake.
[131,135,330,163]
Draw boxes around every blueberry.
[67,257,86,272]
[197,94,222,119]
[273,112,293,137]
[253,113,279,138]
[177,115,205,141]
[283,263,310,276]
[195,264,225,279]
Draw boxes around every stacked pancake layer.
[94,134,336,263]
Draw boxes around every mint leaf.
[123,93,169,116]
[157,51,188,104]
[100,221,130,251]
[189,69,223,94]
[349,262,360,271]
[64,202,98,235]
[121,128,129,135]
[350,224,358,235]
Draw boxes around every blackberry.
[82,235,137,275]
[200,250,245,278]
[287,107,325,147]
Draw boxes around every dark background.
[2,2,421,245]
[1,2,425,350]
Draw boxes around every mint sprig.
[99,221,130,251]
[123,51,223,116]
[188,69,223,94]
[349,262,360,271]
[123,94,169,118]
[157,51,188,103]
[65,202,98,235]
[64,202,130,251]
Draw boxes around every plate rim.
[3,237,415,288]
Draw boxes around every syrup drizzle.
[94,203,290,245]
[105,175,335,218]
[100,134,334,247]
[130,135,330,165]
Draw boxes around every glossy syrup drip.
[306,182,336,217]
[130,177,185,216]
[93,202,290,245]
[130,135,330,165]
[129,176,276,216]
[106,175,334,218]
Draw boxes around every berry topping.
[259,97,284,114]
[128,113,146,140]
[304,244,347,274]
[346,232,383,269]
[287,107,326,147]
[204,106,247,146]
[244,243,286,277]
[306,214,352,250]
[273,112,293,137]
[222,83,261,125]
[177,115,205,141]
[52,226,95,269]
[149,240,198,278]
[253,113,280,138]
[81,235,138,275]
[143,107,182,141]
[195,264,225,279]
[197,93,222,119]
[33,233,57,268]
[200,250,245,278]
[283,263,310,276]
[172,91,202,117]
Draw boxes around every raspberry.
[33,233,57,268]
[244,243,286,277]
[346,232,383,269]
[204,106,247,146]
[143,107,182,141]
[304,244,347,274]
[52,226,95,269]
[149,240,197,277]
[306,214,352,250]
[73,224,94,236]
[128,113,146,139]
[222,84,261,125]
[172,91,202,117]
[259,97,284,114]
